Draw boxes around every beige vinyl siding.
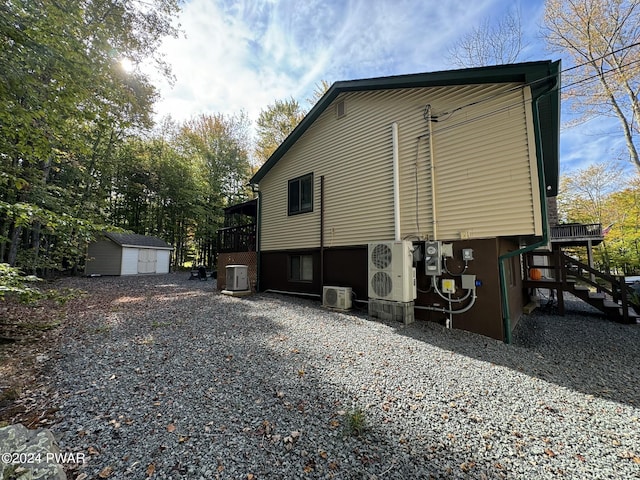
[259,84,541,251]
[432,84,540,239]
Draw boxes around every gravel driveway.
[49,274,639,479]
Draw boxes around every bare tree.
[447,8,524,68]
[543,0,640,170]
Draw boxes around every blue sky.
[148,0,633,177]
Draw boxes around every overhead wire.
[427,55,640,135]
[428,41,640,125]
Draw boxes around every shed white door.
[137,249,157,274]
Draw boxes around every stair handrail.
[561,253,633,322]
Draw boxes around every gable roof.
[103,232,173,250]
[250,60,561,195]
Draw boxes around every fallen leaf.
[88,446,99,455]
[460,462,476,472]
[319,450,328,459]
[247,474,255,480]
[98,466,113,478]
[167,423,176,433]
[178,435,189,443]
[146,463,156,477]
[633,456,640,465]
[544,448,556,457]
[76,474,88,480]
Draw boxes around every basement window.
[289,254,313,282]
[508,255,518,287]
[288,173,313,215]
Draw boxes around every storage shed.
[85,232,173,276]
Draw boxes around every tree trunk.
[31,221,42,274]
[0,220,9,262]
[7,224,22,266]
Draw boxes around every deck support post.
[586,239,595,284]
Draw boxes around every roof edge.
[250,60,560,185]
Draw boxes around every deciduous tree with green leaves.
[254,98,306,166]
[0,0,180,283]
[557,161,640,274]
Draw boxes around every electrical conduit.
[392,122,401,241]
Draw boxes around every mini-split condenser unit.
[368,241,417,303]
[323,286,352,310]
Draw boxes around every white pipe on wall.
[392,122,401,241]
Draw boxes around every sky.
[146,0,633,177]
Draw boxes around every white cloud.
[151,0,502,123]
[559,116,635,177]
[146,0,630,175]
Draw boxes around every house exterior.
[85,232,173,276]
[249,61,561,342]
[216,198,258,291]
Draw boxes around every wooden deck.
[523,249,638,323]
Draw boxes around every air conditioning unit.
[368,241,417,302]
[226,264,248,291]
[323,286,352,310]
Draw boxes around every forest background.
[1,0,640,298]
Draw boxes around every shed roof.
[250,60,561,195]
[103,232,173,250]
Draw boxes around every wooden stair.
[523,249,639,324]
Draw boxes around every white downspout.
[392,122,401,241]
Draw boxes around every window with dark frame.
[288,173,313,215]
[508,256,518,287]
[289,254,313,282]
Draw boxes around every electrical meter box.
[424,241,442,276]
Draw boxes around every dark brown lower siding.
[259,247,368,298]
[260,239,524,342]
[414,238,520,342]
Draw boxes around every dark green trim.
[498,72,559,343]
[250,61,561,194]
[256,191,262,291]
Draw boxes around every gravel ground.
[46,274,640,479]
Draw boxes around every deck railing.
[217,223,256,253]
[550,223,602,241]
